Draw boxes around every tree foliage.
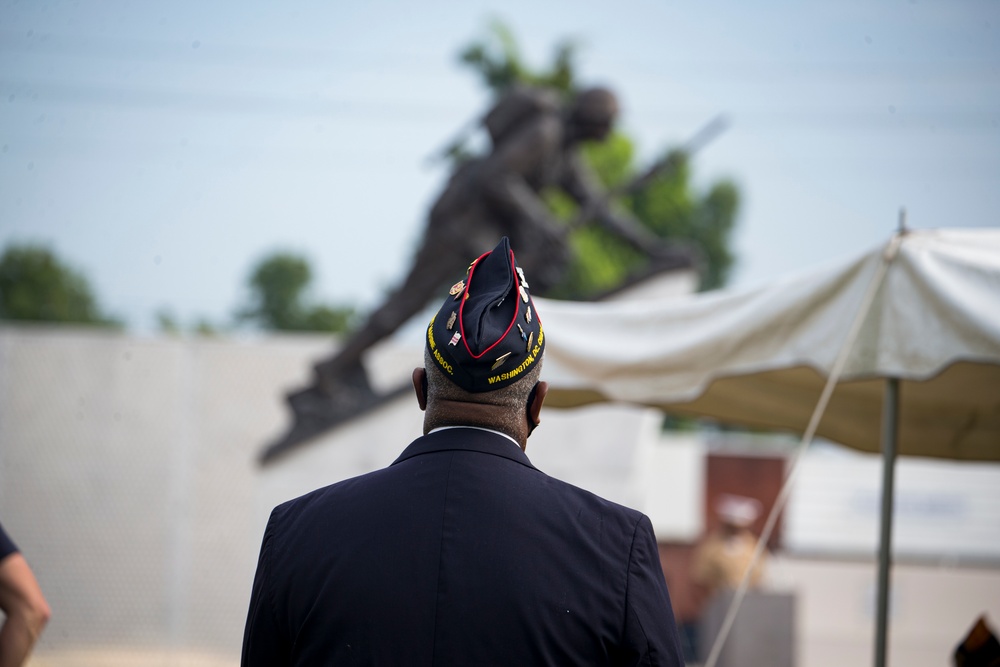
[458,22,740,295]
[236,252,355,333]
[0,243,119,326]
[459,20,576,94]
[155,307,220,336]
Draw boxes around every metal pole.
[874,377,900,667]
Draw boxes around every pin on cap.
[491,352,512,370]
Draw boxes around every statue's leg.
[310,232,469,395]
[284,234,467,429]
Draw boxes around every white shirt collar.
[429,425,523,451]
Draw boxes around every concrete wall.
[1,325,331,662]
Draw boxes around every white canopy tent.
[540,227,1000,460]
[537,226,1000,666]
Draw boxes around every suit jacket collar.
[392,427,537,471]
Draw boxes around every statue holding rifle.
[266,85,718,460]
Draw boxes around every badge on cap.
[491,351,512,370]
[517,323,527,342]
[519,285,529,303]
[449,332,461,346]
[525,306,532,324]
[446,310,457,330]
[516,266,529,289]
[450,280,465,298]
[526,331,534,352]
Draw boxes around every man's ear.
[527,381,548,434]
[412,368,428,411]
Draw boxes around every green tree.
[156,307,222,336]
[0,243,119,326]
[237,252,355,333]
[458,22,740,295]
[459,20,577,94]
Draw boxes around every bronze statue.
[265,85,699,461]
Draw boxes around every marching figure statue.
[269,85,698,459]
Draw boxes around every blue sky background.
[1,0,998,331]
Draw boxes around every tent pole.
[874,377,900,667]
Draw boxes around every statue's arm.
[561,152,665,254]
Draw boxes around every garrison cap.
[426,237,545,393]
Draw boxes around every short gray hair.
[424,348,541,409]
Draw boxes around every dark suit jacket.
[242,427,683,666]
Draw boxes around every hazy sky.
[2,0,998,332]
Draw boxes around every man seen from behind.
[241,236,683,666]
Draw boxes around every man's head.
[567,86,619,142]
[414,237,548,449]
[714,495,762,534]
